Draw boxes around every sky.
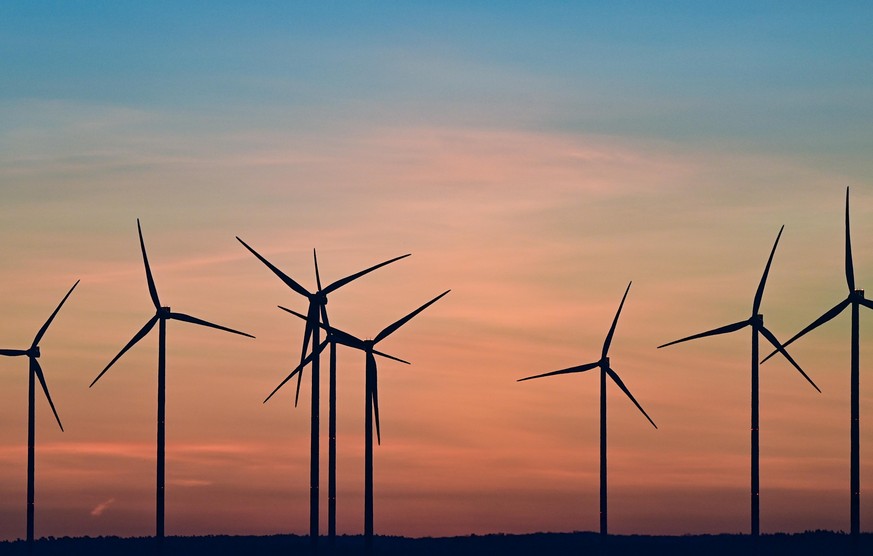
[1,0,873,541]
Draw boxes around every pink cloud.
[90,498,115,517]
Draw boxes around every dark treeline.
[0,531,869,556]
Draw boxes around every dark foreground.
[0,531,869,555]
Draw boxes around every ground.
[0,531,869,555]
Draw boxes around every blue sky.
[4,2,871,151]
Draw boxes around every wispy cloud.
[90,498,115,517]
[172,479,213,488]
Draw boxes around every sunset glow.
[1,2,872,542]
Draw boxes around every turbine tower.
[658,226,820,537]
[761,187,869,543]
[267,290,449,554]
[91,220,253,546]
[517,282,656,539]
[1,280,77,553]
[236,237,408,545]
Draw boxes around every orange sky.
[2,2,873,542]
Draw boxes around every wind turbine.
[1,280,77,552]
[658,226,820,537]
[517,282,656,539]
[267,290,450,554]
[761,187,868,542]
[235,237,408,545]
[90,220,253,544]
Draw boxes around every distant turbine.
[236,237,409,545]
[1,281,77,551]
[658,226,820,537]
[91,220,253,545]
[518,282,656,539]
[267,290,450,554]
[761,188,868,541]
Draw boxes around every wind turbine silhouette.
[658,226,820,537]
[90,220,253,545]
[1,280,77,553]
[761,188,868,542]
[517,282,656,540]
[267,290,450,554]
[236,237,409,546]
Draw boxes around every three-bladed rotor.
[0,280,78,431]
[658,226,820,393]
[237,236,410,404]
[91,220,254,388]
[518,282,657,428]
[761,188,873,363]
[267,290,451,443]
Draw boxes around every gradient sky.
[1,1,873,541]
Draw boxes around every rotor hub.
[159,306,172,317]
[27,346,40,358]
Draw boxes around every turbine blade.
[368,353,381,445]
[323,253,412,295]
[319,324,364,350]
[602,281,632,358]
[657,319,748,349]
[169,312,255,338]
[279,306,366,349]
[372,382,381,446]
[753,225,784,315]
[860,297,873,311]
[313,249,323,292]
[606,367,657,429]
[293,370,304,408]
[846,187,856,292]
[758,324,821,393]
[373,349,410,365]
[32,358,63,431]
[295,319,313,408]
[331,328,367,349]
[31,280,79,348]
[264,339,329,403]
[374,290,450,344]
[299,307,315,360]
[517,361,600,382]
[236,237,311,298]
[90,315,158,387]
[760,298,850,363]
[0,349,28,356]
[278,305,309,322]
[319,303,330,328]
[137,219,161,310]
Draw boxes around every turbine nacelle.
[158,306,172,318]
[26,346,40,358]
